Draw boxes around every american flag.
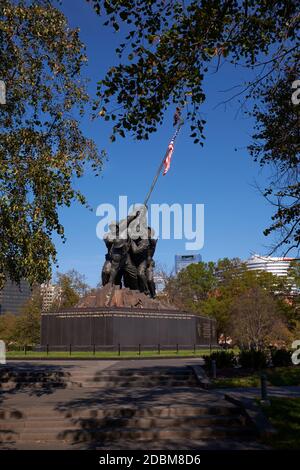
[162,140,174,175]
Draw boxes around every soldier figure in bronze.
[102,211,140,290]
[146,227,157,298]
[101,221,116,286]
[130,232,150,296]
[101,211,157,297]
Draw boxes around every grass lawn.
[212,375,261,388]
[211,366,300,388]
[261,398,300,449]
[6,348,218,360]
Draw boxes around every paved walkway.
[0,358,267,450]
[4,358,119,370]
[218,386,300,399]
[5,357,204,367]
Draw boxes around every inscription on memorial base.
[41,284,217,348]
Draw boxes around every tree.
[204,268,295,335]
[230,287,291,350]
[249,70,300,253]
[0,290,44,346]
[214,257,246,285]
[165,257,297,338]
[51,269,90,310]
[151,262,172,299]
[14,292,42,346]
[288,260,300,290]
[0,0,103,288]
[165,261,216,309]
[286,260,300,328]
[88,0,299,250]
[201,295,233,339]
[0,312,17,345]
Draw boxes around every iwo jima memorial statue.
[41,113,216,350]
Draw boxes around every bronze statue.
[101,211,140,290]
[131,235,150,296]
[101,212,157,297]
[146,227,157,298]
[101,221,116,286]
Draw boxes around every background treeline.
[0,270,91,347]
[0,259,299,350]
[164,258,300,350]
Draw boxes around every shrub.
[238,349,269,369]
[203,350,236,369]
[270,348,293,367]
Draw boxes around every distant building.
[0,279,32,316]
[246,254,297,277]
[246,254,299,294]
[175,253,202,274]
[40,283,62,311]
[153,273,166,293]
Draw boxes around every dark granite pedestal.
[41,285,217,349]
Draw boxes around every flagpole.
[143,119,184,208]
[143,148,170,207]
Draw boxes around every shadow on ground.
[0,362,77,448]
[54,364,247,449]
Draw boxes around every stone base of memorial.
[41,284,217,350]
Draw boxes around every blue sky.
[53,0,281,287]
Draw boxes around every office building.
[246,254,299,294]
[246,254,297,277]
[40,282,62,311]
[153,273,166,293]
[175,253,202,274]
[0,279,31,315]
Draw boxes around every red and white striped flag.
[162,140,174,175]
